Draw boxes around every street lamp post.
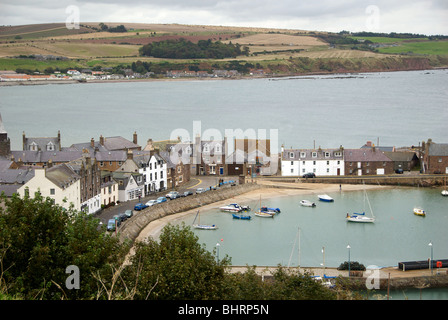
[347,244,351,278]
[429,241,433,275]
[216,243,220,264]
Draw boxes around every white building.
[113,172,144,202]
[281,147,345,176]
[18,165,81,211]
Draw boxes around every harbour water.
[176,186,448,300]
[1,69,447,151]
[178,187,448,268]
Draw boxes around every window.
[100,161,104,167]
[335,152,341,157]
[350,162,353,166]
[366,162,370,166]
[300,152,306,158]
[302,161,305,165]
[289,152,294,158]
[302,168,305,173]
[313,161,316,165]
[312,152,317,158]
[291,168,294,173]
[325,152,330,158]
[291,161,294,165]
[161,171,164,178]
[50,188,55,195]
[439,158,442,163]
[326,161,329,165]
[326,168,330,173]
[47,142,55,151]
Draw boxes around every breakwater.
[259,174,448,188]
[118,183,263,243]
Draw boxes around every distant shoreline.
[1,67,445,87]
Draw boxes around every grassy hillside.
[0,23,447,75]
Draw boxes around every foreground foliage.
[0,193,357,300]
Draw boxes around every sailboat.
[254,195,275,218]
[192,210,218,230]
[346,183,375,223]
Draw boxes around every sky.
[0,0,447,35]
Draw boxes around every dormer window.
[215,144,221,153]
[289,152,294,158]
[47,142,55,151]
[300,152,306,158]
[203,144,209,153]
[324,152,330,158]
[312,152,317,158]
[29,141,38,151]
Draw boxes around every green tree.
[0,192,127,299]
[124,223,230,300]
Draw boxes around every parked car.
[395,168,404,174]
[124,209,133,218]
[166,191,180,199]
[118,213,127,222]
[302,172,316,178]
[183,191,193,197]
[196,188,206,194]
[112,215,121,227]
[146,199,157,206]
[134,203,148,211]
[157,197,167,203]
[107,219,117,231]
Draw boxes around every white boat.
[219,203,244,212]
[300,200,316,207]
[192,210,218,230]
[318,194,334,202]
[254,211,274,218]
[413,207,426,217]
[346,183,375,223]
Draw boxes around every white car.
[145,199,157,207]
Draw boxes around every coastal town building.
[112,171,145,202]
[281,146,345,176]
[0,114,11,158]
[22,131,61,151]
[100,171,119,207]
[17,164,81,211]
[421,139,448,174]
[344,146,394,176]
[159,151,190,189]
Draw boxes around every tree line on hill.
[139,38,249,59]
[0,192,361,300]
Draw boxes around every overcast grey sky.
[1,0,447,35]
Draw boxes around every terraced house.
[344,146,393,176]
[421,139,448,174]
[281,146,345,176]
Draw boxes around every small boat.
[219,203,250,212]
[346,213,375,223]
[232,213,251,220]
[260,206,280,214]
[442,190,448,196]
[254,210,274,218]
[413,207,426,217]
[192,210,218,230]
[346,183,375,223]
[318,194,334,202]
[300,200,316,207]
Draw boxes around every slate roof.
[427,143,448,156]
[344,149,392,162]
[11,150,83,163]
[282,148,344,161]
[45,164,80,189]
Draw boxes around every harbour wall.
[118,183,263,243]
[258,174,448,188]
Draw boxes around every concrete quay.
[228,265,448,290]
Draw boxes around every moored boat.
[254,210,274,218]
[413,207,426,217]
[300,200,316,207]
[346,213,375,223]
[232,213,252,220]
[318,194,334,202]
[219,203,243,212]
[192,210,218,229]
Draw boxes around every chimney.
[372,143,376,152]
[57,130,61,150]
[127,149,133,160]
[133,131,137,145]
[90,138,95,148]
[47,159,53,168]
[366,141,372,147]
[100,135,104,146]
[22,131,26,151]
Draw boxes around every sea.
[1,68,447,300]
